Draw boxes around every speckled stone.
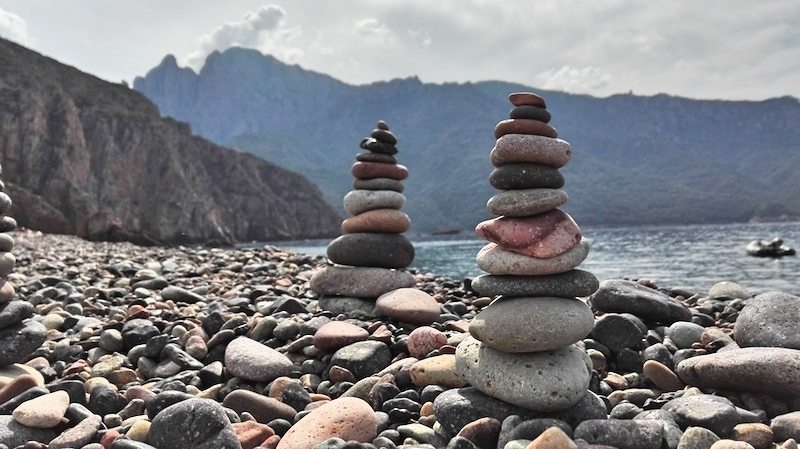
[455,337,591,411]
[470,297,594,352]
[476,239,590,276]
[491,135,571,168]
[343,190,405,216]
[311,266,415,298]
[486,189,568,217]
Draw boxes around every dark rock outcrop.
[0,38,339,244]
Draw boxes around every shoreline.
[1,229,800,448]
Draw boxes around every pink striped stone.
[475,209,582,258]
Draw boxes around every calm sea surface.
[268,222,800,295]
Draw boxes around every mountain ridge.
[134,48,800,233]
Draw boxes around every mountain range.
[0,38,339,245]
[134,48,800,234]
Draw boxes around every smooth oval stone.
[0,233,14,252]
[343,190,405,216]
[351,162,408,180]
[318,296,376,319]
[148,399,240,449]
[314,321,370,351]
[509,92,546,108]
[490,164,565,190]
[0,252,14,278]
[0,279,15,303]
[0,321,47,365]
[12,390,70,428]
[491,135,571,168]
[471,270,599,298]
[277,398,377,449]
[0,300,35,329]
[371,128,397,145]
[486,189,568,217]
[327,233,414,269]
[0,216,16,232]
[477,239,589,276]
[676,347,800,396]
[353,177,404,192]
[470,297,594,352]
[224,337,293,383]
[475,210,582,258]
[509,105,551,123]
[221,389,296,423]
[455,337,590,411]
[310,266,415,298]
[409,355,469,388]
[48,415,102,449]
[734,291,800,349]
[342,209,410,234]
[0,193,11,214]
[590,280,692,324]
[494,120,558,139]
[663,395,741,436]
[375,288,440,324]
[356,152,397,164]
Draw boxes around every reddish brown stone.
[276,398,376,449]
[351,162,408,180]
[232,421,275,449]
[509,92,546,108]
[0,279,15,303]
[475,209,582,258]
[261,434,281,449]
[407,326,448,358]
[0,374,38,404]
[355,152,397,164]
[376,120,389,130]
[341,209,410,234]
[313,321,369,351]
[494,119,557,139]
[458,417,502,449]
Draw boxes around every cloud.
[535,66,614,94]
[186,5,299,68]
[0,6,30,45]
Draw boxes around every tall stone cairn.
[0,164,47,368]
[310,122,416,316]
[454,92,600,411]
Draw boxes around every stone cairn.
[455,92,600,412]
[310,122,417,317]
[0,164,47,374]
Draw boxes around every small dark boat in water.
[746,237,796,258]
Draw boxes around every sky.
[0,0,798,100]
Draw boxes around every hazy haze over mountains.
[135,48,800,234]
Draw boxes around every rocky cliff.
[0,38,340,244]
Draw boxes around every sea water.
[271,222,800,295]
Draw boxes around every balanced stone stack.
[310,122,416,315]
[455,92,600,412]
[0,164,46,370]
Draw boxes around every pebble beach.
[0,229,799,449]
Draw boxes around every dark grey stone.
[148,398,241,449]
[471,270,599,298]
[590,280,692,324]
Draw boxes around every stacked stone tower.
[310,122,416,315]
[455,92,599,411]
[0,165,47,369]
